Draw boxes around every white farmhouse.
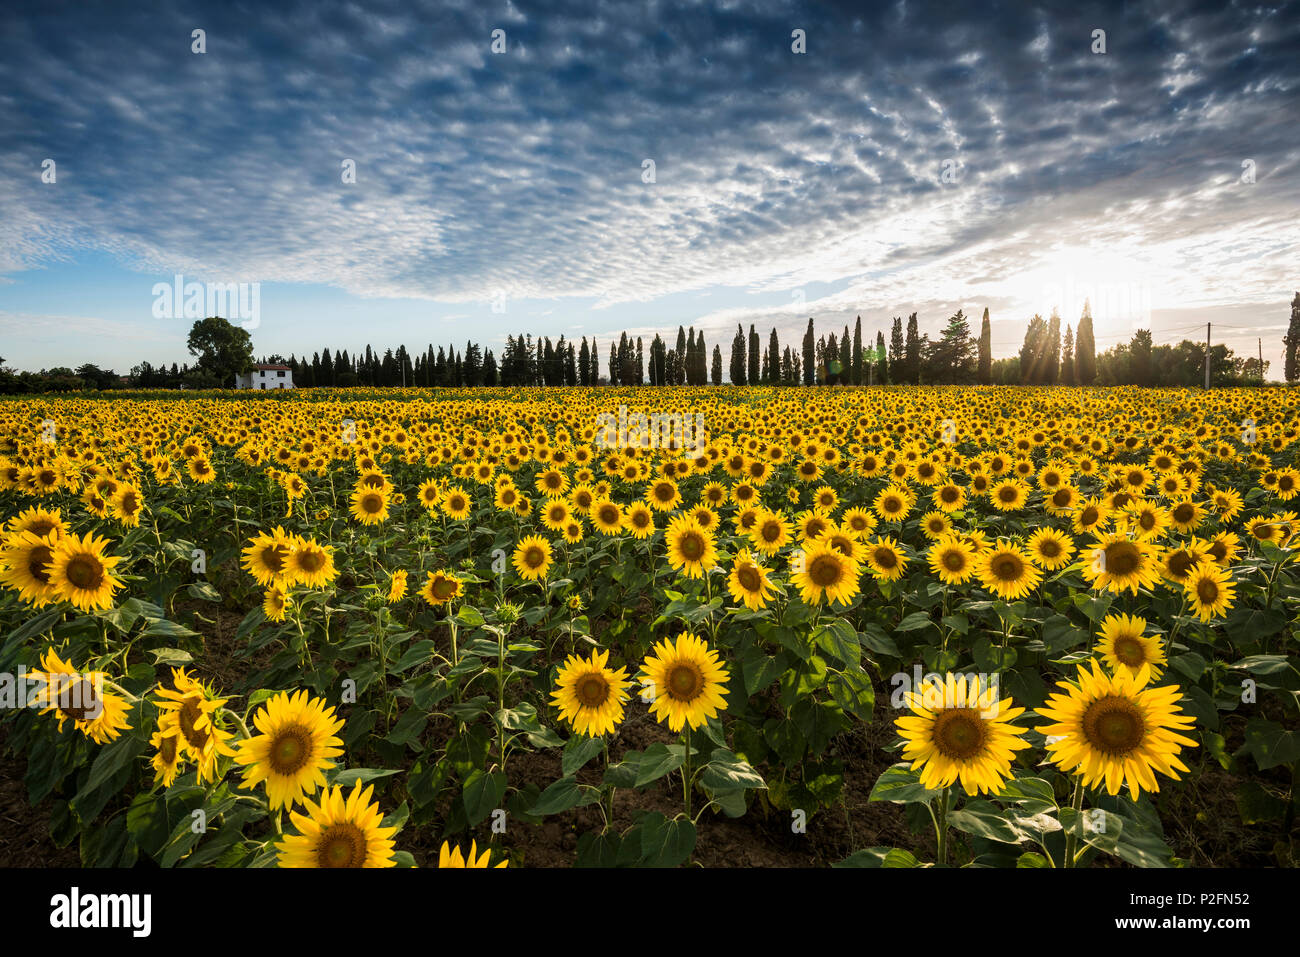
[235,363,294,390]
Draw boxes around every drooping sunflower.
[153,668,237,784]
[45,531,124,612]
[895,673,1031,795]
[386,569,408,603]
[665,515,717,579]
[727,550,775,610]
[263,584,291,622]
[438,839,507,868]
[927,535,976,585]
[1036,660,1197,800]
[793,540,862,603]
[27,648,132,744]
[512,535,554,581]
[277,782,398,868]
[1082,532,1163,595]
[149,727,184,787]
[550,648,631,737]
[420,570,463,607]
[1184,563,1236,622]
[235,689,346,810]
[977,542,1042,600]
[1095,613,1165,682]
[640,633,730,732]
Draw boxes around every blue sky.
[1,0,1297,377]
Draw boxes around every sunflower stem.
[1064,778,1085,868]
[935,787,949,867]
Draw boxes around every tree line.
[3,295,1295,392]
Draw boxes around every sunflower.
[927,535,976,585]
[794,541,863,603]
[150,727,184,787]
[1122,501,1170,541]
[840,506,878,538]
[1159,541,1208,585]
[863,536,908,583]
[1184,563,1235,622]
[153,668,237,784]
[263,584,291,621]
[727,550,774,610]
[550,649,631,736]
[439,486,471,520]
[45,531,123,612]
[1025,527,1076,570]
[522,490,561,528]
[27,648,132,744]
[187,455,216,483]
[1207,486,1243,520]
[109,483,145,527]
[896,673,1030,795]
[277,783,398,868]
[420,570,463,607]
[1070,497,1110,536]
[640,633,730,732]
[1204,530,1241,566]
[535,468,569,498]
[512,535,554,581]
[241,526,295,586]
[285,536,337,588]
[1167,500,1205,534]
[590,499,625,536]
[624,502,656,539]
[1095,613,1165,682]
[4,505,65,539]
[748,510,792,556]
[349,485,390,524]
[873,486,912,523]
[561,519,585,544]
[387,569,408,603]
[665,515,717,579]
[645,478,681,512]
[1082,533,1163,595]
[0,530,61,607]
[977,542,1042,600]
[438,840,507,868]
[1037,660,1197,800]
[989,479,1028,512]
[235,690,346,810]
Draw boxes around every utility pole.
[1204,322,1211,389]
[1259,338,1264,385]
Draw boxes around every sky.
[1,0,1298,379]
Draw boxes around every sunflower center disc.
[668,664,702,701]
[1104,544,1140,576]
[1113,637,1145,666]
[270,725,312,775]
[737,566,762,591]
[66,555,101,589]
[932,709,987,760]
[575,674,609,708]
[317,824,367,868]
[1082,696,1146,755]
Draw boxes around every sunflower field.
[0,386,1297,869]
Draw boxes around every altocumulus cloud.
[0,0,1297,351]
